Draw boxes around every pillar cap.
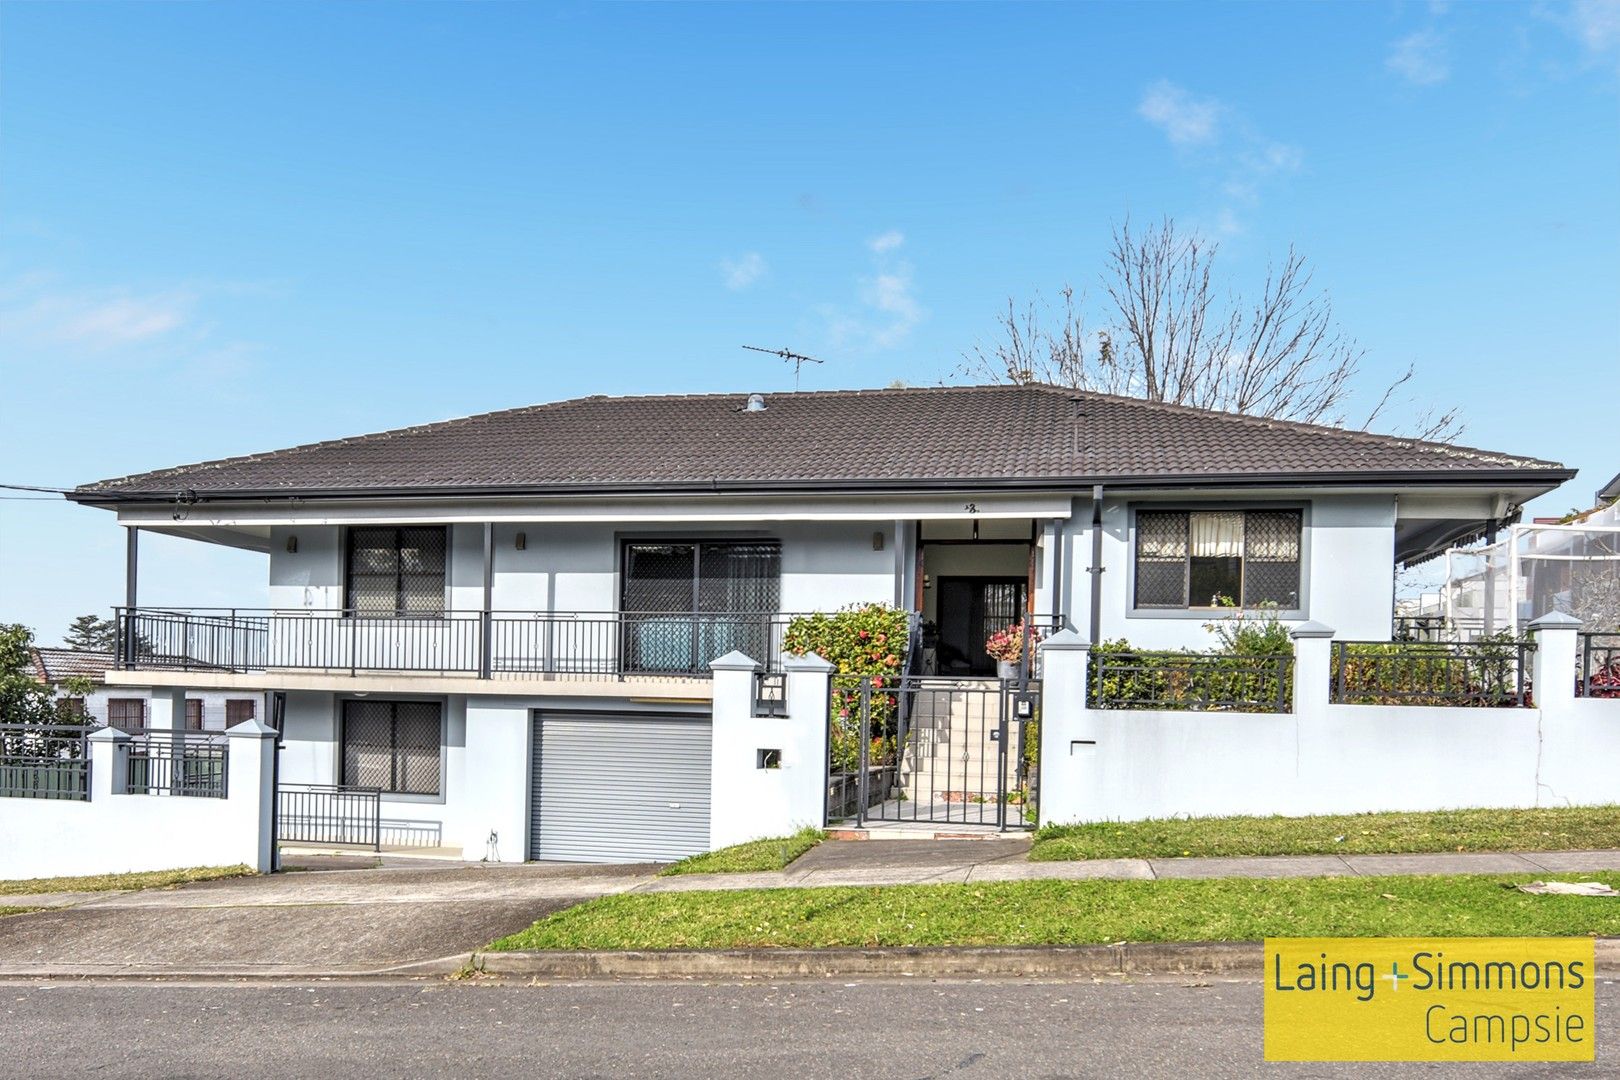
[1289,620,1336,640]
[1039,627,1091,652]
[88,726,132,744]
[781,651,835,673]
[709,650,761,673]
[224,718,279,738]
[1528,610,1583,631]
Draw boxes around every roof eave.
[68,466,1577,506]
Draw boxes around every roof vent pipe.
[745,393,767,412]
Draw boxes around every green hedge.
[782,604,911,772]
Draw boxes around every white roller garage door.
[530,711,712,863]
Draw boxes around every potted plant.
[986,622,1041,681]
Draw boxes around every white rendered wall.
[1082,494,1397,651]
[271,521,897,619]
[0,725,276,880]
[1037,626,1620,825]
[709,654,832,850]
[60,688,262,731]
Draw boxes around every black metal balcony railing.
[114,607,814,680]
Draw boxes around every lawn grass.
[1029,806,1620,862]
[0,907,36,919]
[659,828,825,876]
[488,872,1620,951]
[0,865,253,897]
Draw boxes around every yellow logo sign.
[1264,937,1595,1062]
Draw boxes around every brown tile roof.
[72,384,1571,499]
[30,648,114,685]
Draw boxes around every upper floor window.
[346,526,447,617]
[1134,509,1303,611]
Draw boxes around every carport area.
[0,856,656,978]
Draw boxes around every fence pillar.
[1036,628,1090,826]
[708,650,762,850]
[226,719,279,872]
[1530,610,1582,711]
[784,651,834,830]
[1290,621,1335,722]
[88,726,131,799]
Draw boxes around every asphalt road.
[3,978,1619,1079]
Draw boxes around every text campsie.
[1263,937,1595,1062]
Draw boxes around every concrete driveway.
[0,857,655,978]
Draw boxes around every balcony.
[113,607,810,681]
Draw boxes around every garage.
[529,711,712,863]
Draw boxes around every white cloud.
[720,252,767,291]
[867,229,905,254]
[1137,81,1223,147]
[1569,0,1620,61]
[820,239,926,353]
[1387,29,1452,85]
[0,288,193,350]
[1136,81,1302,234]
[861,265,923,349]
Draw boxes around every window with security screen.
[341,700,442,796]
[345,527,447,616]
[1133,509,1303,610]
[621,540,782,673]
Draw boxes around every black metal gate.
[827,675,1039,830]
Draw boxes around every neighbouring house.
[66,384,1574,861]
[29,646,263,731]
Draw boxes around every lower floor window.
[342,700,442,796]
[226,699,256,728]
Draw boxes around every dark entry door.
[936,577,1026,676]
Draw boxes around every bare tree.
[961,216,1461,440]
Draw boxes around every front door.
[936,577,1026,676]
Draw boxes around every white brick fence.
[1038,614,1620,825]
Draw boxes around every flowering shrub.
[783,603,911,773]
[985,622,1043,663]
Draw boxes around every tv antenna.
[742,345,823,389]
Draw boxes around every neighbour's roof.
[30,648,113,685]
[1600,470,1620,503]
[72,384,1572,500]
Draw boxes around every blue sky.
[2,1,1616,642]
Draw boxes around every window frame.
[1126,503,1310,620]
[343,525,449,618]
[337,698,447,803]
[184,698,205,731]
[225,699,256,728]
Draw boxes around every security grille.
[1134,511,1190,608]
[1134,509,1303,610]
[622,541,781,671]
[341,700,442,795]
[1242,510,1303,608]
[346,527,447,616]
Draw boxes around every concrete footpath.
[638,837,1620,892]
[5,840,1620,981]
